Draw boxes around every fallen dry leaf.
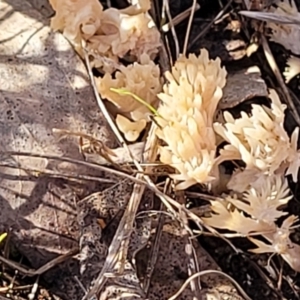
[219,66,269,109]
[0,0,115,281]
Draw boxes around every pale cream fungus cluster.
[49,0,160,72]
[214,89,300,184]
[155,48,300,270]
[49,0,300,272]
[156,49,227,190]
[96,54,162,141]
[49,0,161,141]
[204,174,300,273]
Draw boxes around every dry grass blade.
[0,162,116,184]
[260,34,300,126]
[162,0,179,60]
[182,226,202,298]
[242,0,252,10]
[239,10,300,25]
[168,270,252,300]
[162,4,200,33]
[175,190,202,298]
[0,151,147,185]
[183,0,198,56]
[143,180,170,295]
[0,248,78,277]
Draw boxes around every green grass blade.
[110,88,161,117]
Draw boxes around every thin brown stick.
[0,284,33,292]
[84,142,145,165]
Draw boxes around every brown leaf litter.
[3,0,300,300]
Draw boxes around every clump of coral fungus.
[214,89,300,183]
[87,8,160,62]
[49,0,103,44]
[49,0,161,141]
[49,0,161,73]
[96,54,162,141]
[203,173,300,272]
[202,89,300,272]
[155,49,227,190]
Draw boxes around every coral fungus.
[155,49,227,189]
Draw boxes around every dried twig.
[161,4,200,33]
[239,10,300,26]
